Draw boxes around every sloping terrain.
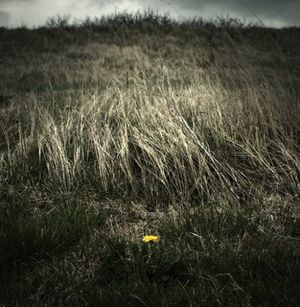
[0,14,300,306]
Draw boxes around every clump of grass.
[2,69,299,201]
[0,200,93,267]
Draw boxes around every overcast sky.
[0,0,299,28]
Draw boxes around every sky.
[0,0,299,28]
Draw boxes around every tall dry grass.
[1,49,299,201]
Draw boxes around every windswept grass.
[0,12,299,306]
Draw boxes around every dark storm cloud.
[87,0,300,25]
[0,10,10,26]
[157,0,300,25]
[159,0,298,10]
[0,0,35,5]
[87,0,123,8]
[0,0,32,2]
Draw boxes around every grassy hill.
[0,12,300,306]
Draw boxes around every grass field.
[0,12,300,306]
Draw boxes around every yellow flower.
[143,235,160,243]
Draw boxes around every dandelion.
[143,235,160,243]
